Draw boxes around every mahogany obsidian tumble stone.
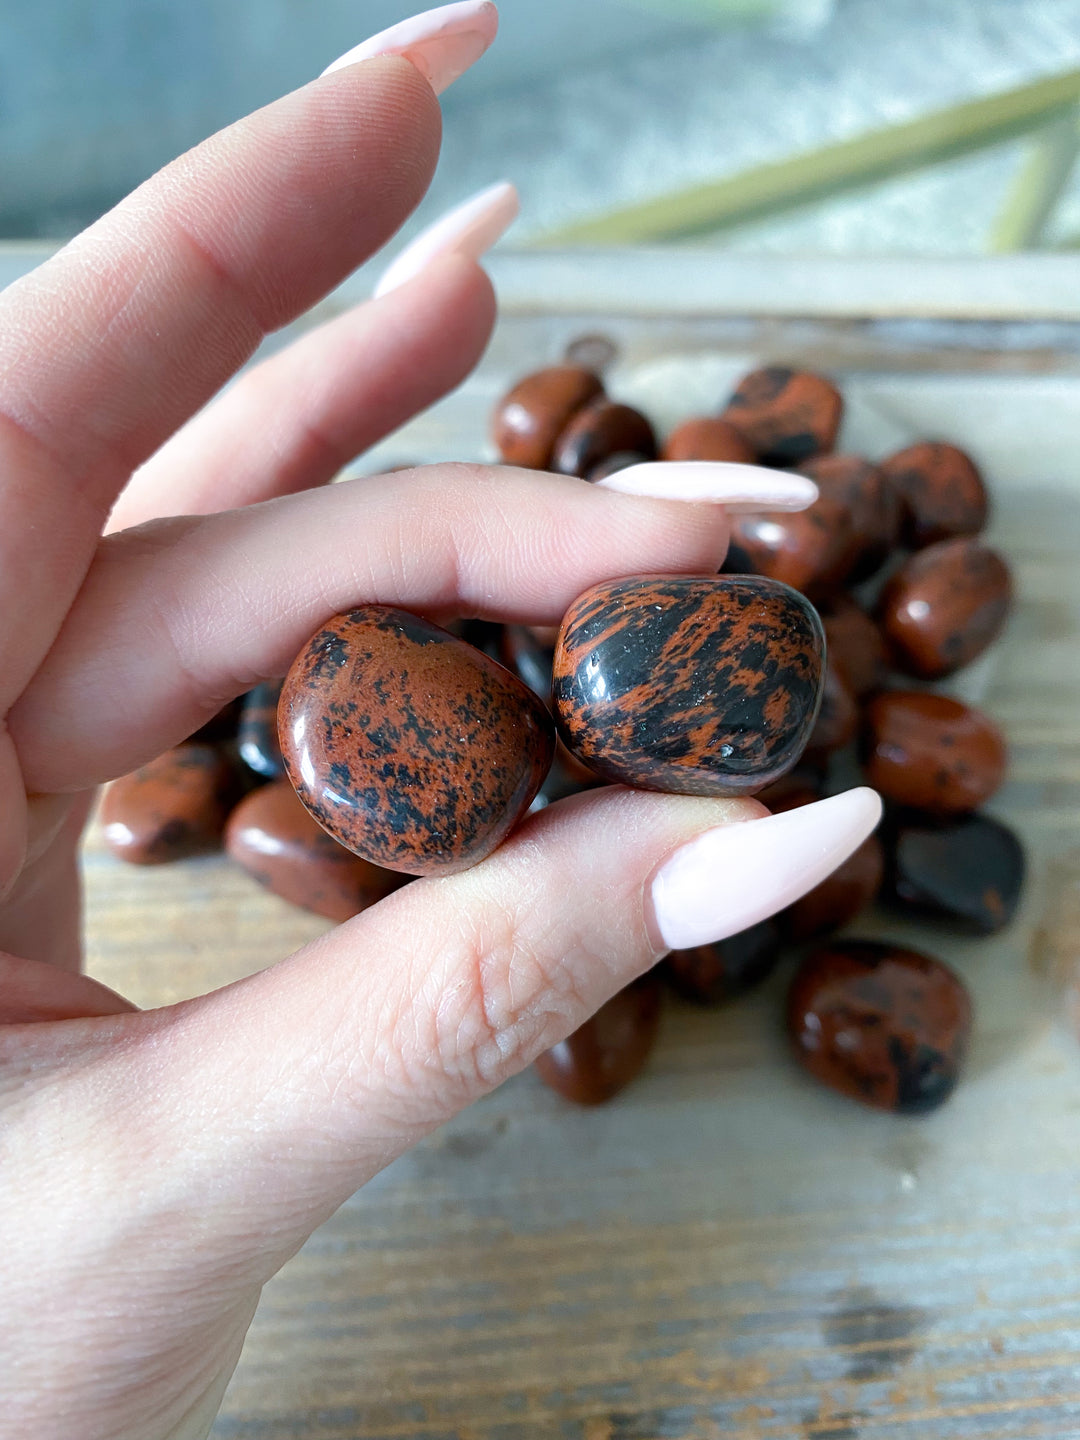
[226,780,405,922]
[278,606,556,876]
[726,494,859,603]
[879,538,1012,679]
[663,919,782,1006]
[883,812,1025,934]
[721,365,843,467]
[662,416,756,464]
[822,599,888,698]
[787,940,972,1114]
[798,453,901,582]
[881,441,988,549]
[862,690,1007,816]
[491,365,603,470]
[101,744,240,865]
[783,834,885,942]
[238,680,286,780]
[534,973,664,1105]
[552,399,658,477]
[552,575,825,796]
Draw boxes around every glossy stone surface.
[491,365,603,470]
[534,974,663,1105]
[798,453,901,581]
[552,574,825,796]
[663,919,782,1005]
[586,450,650,482]
[806,658,858,755]
[884,812,1025,934]
[879,538,1012,679]
[721,365,843,467]
[101,744,239,865]
[862,690,1007,815]
[226,780,405,922]
[278,606,556,876]
[662,416,756,464]
[726,494,859,602]
[881,441,988,549]
[822,599,888,698]
[552,399,658,477]
[238,680,286,780]
[783,834,885,942]
[787,940,971,1114]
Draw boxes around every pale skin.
[0,57,774,1440]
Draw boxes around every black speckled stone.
[883,811,1025,934]
[552,574,825,796]
[278,606,555,876]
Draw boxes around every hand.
[0,9,879,1437]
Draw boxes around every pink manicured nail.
[322,2,498,92]
[649,788,883,951]
[374,181,519,298]
[595,461,818,512]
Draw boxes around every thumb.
[134,783,881,1268]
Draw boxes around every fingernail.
[595,461,818,512]
[322,1,499,92]
[374,181,519,298]
[649,788,882,951]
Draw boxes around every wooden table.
[82,255,1080,1439]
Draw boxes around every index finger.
[0,55,441,710]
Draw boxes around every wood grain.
[82,288,1080,1440]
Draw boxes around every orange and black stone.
[278,606,555,876]
[861,690,1007,816]
[880,441,988,549]
[721,365,843,467]
[787,940,971,1114]
[552,574,825,796]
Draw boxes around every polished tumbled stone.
[552,574,825,796]
[278,606,555,876]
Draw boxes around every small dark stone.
[799,453,902,582]
[881,441,989,549]
[662,416,756,464]
[552,574,826,797]
[663,919,782,1005]
[226,780,406,921]
[726,494,860,602]
[491,365,604,470]
[552,400,658,477]
[787,939,971,1114]
[783,835,885,942]
[883,811,1025,934]
[862,690,1007,816]
[278,607,555,876]
[822,599,888,698]
[878,538,1012,680]
[721,365,843,467]
[100,744,241,865]
[238,681,286,780]
[534,973,664,1105]
[586,450,650,482]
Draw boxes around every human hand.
[0,6,880,1436]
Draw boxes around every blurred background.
[6,0,1080,258]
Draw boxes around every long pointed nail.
[374,181,519,298]
[594,461,819,512]
[649,788,883,951]
[322,1,499,92]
